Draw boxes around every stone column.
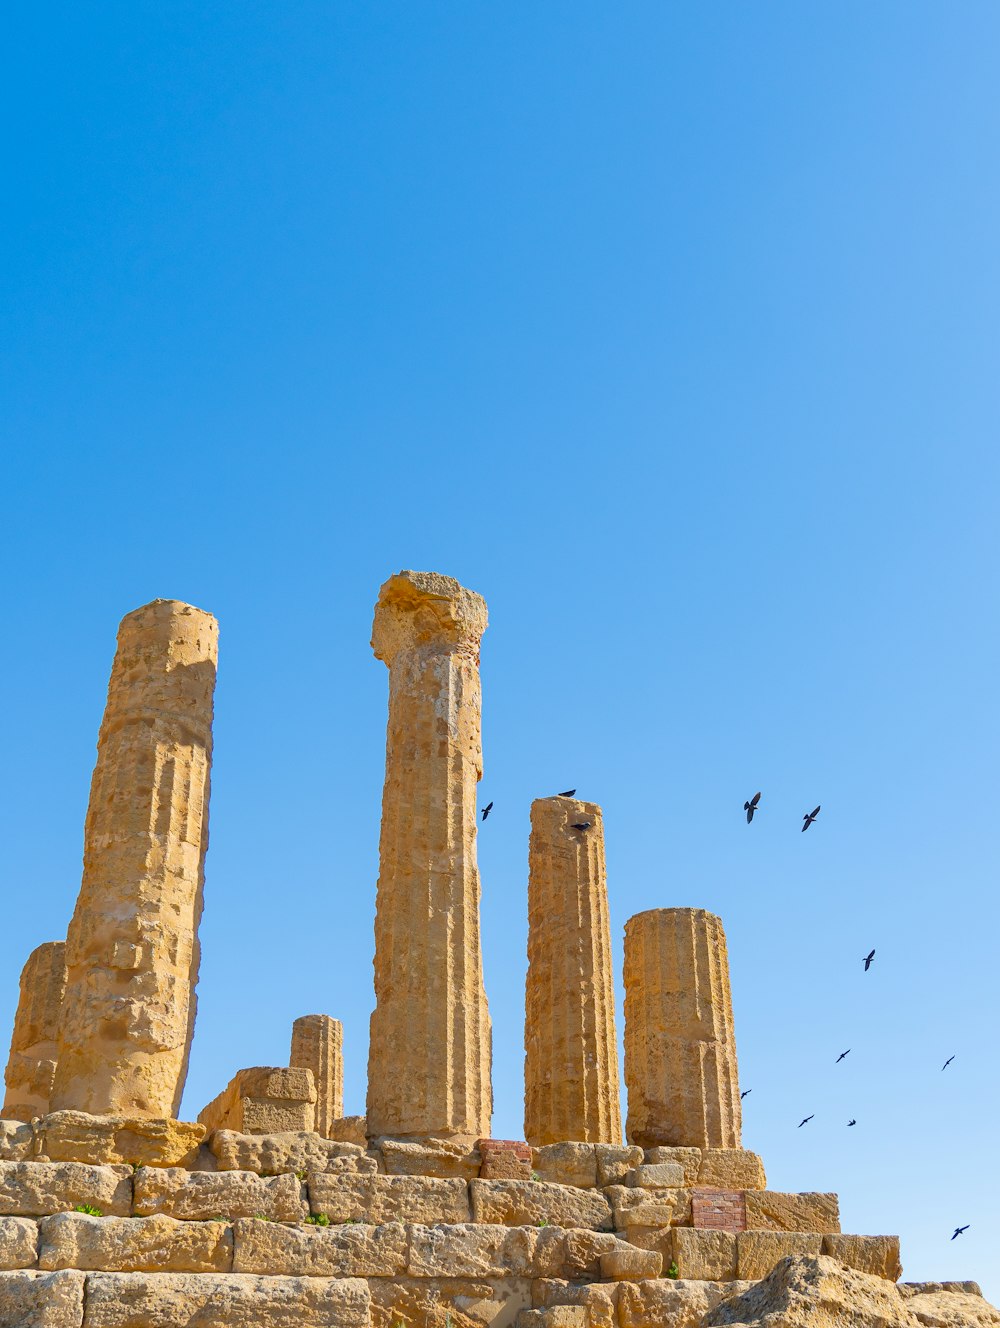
[50,599,217,1118]
[366,570,492,1142]
[2,942,67,1120]
[290,1015,343,1136]
[524,797,622,1146]
[623,908,742,1149]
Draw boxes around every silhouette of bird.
[571,822,592,832]
[847,1119,856,1127]
[741,1089,752,1099]
[952,1225,969,1240]
[798,1115,814,1128]
[557,789,576,798]
[863,949,875,971]
[801,805,821,832]
[836,1050,851,1063]
[481,802,493,822]
[744,792,761,824]
[942,1056,955,1071]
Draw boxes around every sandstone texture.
[38,1111,205,1167]
[38,1212,233,1272]
[742,1190,840,1234]
[617,1278,755,1328]
[233,1219,408,1277]
[367,571,492,1142]
[0,1161,132,1217]
[291,1016,344,1138]
[380,1138,480,1180]
[698,1149,766,1190]
[623,908,742,1149]
[209,1129,370,1176]
[645,1146,702,1185]
[821,1232,901,1280]
[133,1167,307,1222]
[0,1269,85,1328]
[736,1231,823,1279]
[0,1217,37,1270]
[470,1179,613,1231]
[595,1146,643,1188]
[671,1227,738,1280]
[51,600,218,1118]
[199,1067,317,1136]
[2,942,66,1121]
[704,1253,918,1326]
[308,1175,472,1225]
[604,1183,676,1230]
[524,797,621,1148]
[0,1123,33,1164]
[532,1143,598,1189]
[478,1140,532,1181]
[369,1273,529,1328]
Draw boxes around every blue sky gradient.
[2,2,998,1296]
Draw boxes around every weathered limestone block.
[518,1308,588,1328]
[532,1143,597,1188]
[233,1219,408,1277]
[51,600,217,1118]
[199,1067,317,1136]
[478,1140,532,1181]
[743,1191,840,1234]
[209,1130,371,1176]
[0,1162,131,1217]
[38,1112,205,1167]
[645,1146,702,1185]
[0,1217,37,1270]
[595,1145,643,1187]
[531,1280,620,1328]
[370,1276,532,1328]
[617,1278,755,1328]
[470,1180,613,1231]
[903,1288,1000,1327]
[623,909,742,1150]
[133,1167,306,1222]
[367,571,492,1143]
[0,1269,85,1328]
[524,798,621,1148]
[328,1117,368,1148]
[697,1149,766,1190]
[669,1228,738,1280]
[899,1281,984,1298]
[291,1016,344,1138]
[822,1233,902,1281]
[599,1245,662,1280]
[736,1230,823,1278]
[380,1138,480,1180]
[406,1224,562,1280]
[561,1231,625,1281]
[604,1184,676,1230]
[38,1212,232,1272]
[82,1271,371,1328]
[308,1175,472,1225]
[702,1254,919,1327]
[623,1162,685,1188]
[2,942,66,1120]
[0,1122,34,1163]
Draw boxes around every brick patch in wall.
[692,1188,747,1232]
[478,1138,532,1180]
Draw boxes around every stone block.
[309,1175,472,1225]
[380,1139,480,1180]
[133,1167,306,1222]
[369,1275,531,1328]
[736,1230,823,1279]
[532,1143,598,1189]
[599,1245,661,1280]
[617,1278,754,1328]
[328,1118,368,1148]
[595,1146,643,1187]
[38,1213,232,1272]
[406,1223,562,1280]
[644,1148,701,1185]
[743,1190,840,1234]
[0,1217,37,1270]
[0,1162,132,1217]
[198,1068,317,1136]
[561,1231,621,1280]
[209,1130,371,1176]
[624,1163,684,1188]
[0,1269,85,1327]
[233,1218,407,1277]
[470,1180,613,1231]
[478,1140,532,1181]
[669,1228,737,1280]
[531,1284,619,1328]
[696,1149,766,1191]
[822,1233,902,1281]
[604,1184,676,1230]
[38,1113,205,1168]
[0,1122,34,1164]
[518,1310,588,1328]
[82,1272,371,1328]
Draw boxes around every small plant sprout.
[667,1260,680,1280]
[305,1213,331,1226]
[536,1218,550,1228]
[73,1204,103,1217]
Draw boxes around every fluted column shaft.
[51,599,217,1117]
[524,797,621,1146]
[366,571,492,1142]
[291,1015,343,1136]
[623,908,742,1149]
[2,941,67,1120]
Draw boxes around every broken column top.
[108,598,218,731]
[627,906,722,929]
[371,570,487,663]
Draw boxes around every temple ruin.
[0,572,990,1327]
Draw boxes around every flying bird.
[863,949,875,971]
[951,1226,970,1240]
[741,1089,752,1099]
[942,1056,955,1071]
[481,802,493,822]
[836,1050,851,1063]
[798,1115,814,1128]
[801,805,821,832]
[571,822,592,832]
[847,1119,856,1127]
[557,789,576,798]
[744,792,761,824]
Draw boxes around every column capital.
[372,571,487,665]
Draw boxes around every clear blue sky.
[2,2,998,1298]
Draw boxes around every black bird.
[557,789,576,798]
[801,805,821,832]
[741,1089,752,1099]
[863,949,875,971]
[836,1049,851,1063]
[951,1225,970,1240]
[847,1119,857,1127]
[571,821,592,832]
[744,792,761,824]
[942,1056,955,1071]
[481,802,493,822]
[798,1115,814,1128]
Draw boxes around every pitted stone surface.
[291,1018,344,1138]
[0,1162,132,1217]
[645,1147,702,1185]
[199,1068,317,1136]
[821,1234,901,1281]
[0,1269,85,1327]
[133,1168,306,1222]
[369,1274,529,1328]
[209,1130,370,1176]
[743,1191,840,1234]
[604,1183,677,1230]
[595,1146,643,1188]
[38,1113,205,1168]
[379,1139,480,1180]
[736,1231,824,1279]
[233,1219,407,1277]
[308,1175,472,1226]
[697,1150,766,1191]
[39,1213,232,1272]
[2,942,66,1121]
[0,1217,37,1270]
[0,1123,33,1164]
[670,1228,738,1280]
[470,1180,613,1231]
[531,1143,598,1189]
[618,1277,756,1328]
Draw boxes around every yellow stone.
[2,942,66,1120]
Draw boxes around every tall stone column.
[291,1015,343,1137]
[50,599,218,1118]
[623,908,742,1149]
[524,797,622,1146]
[2,941,67,1120]
[367,571,492,1142]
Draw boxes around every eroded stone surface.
[0,1217,37,1270]
[233,1219,407,1277]
[618,1278,755,1328]
[599,1245,661,1280]
[38,1113,205,1168]
[704,1254,916,1326]
[736,1232,824,1280]
[0,1122,34,1164]
[743,1191,840,1235]
[821,1233,901,1281]
[2,942,66,1121]
[370,1275,530,1328]
[209,1130,370,1176]
[308,1175,472,1226]
[470,1180,613,1231]
[133,1168,306,1222]
[671,1228,738,1280]
[905,1289,1000,1327]
[698,1150,766,1190]
[531,1143,597,1189]
[38,1213,232,1273]
[407,1224,562,1280]
[0,1269,85,1328]
[604,1183,676,1230]
[291,1017,344,1139]
[199,1068,317,1137]
[644,1147,701,1185]
[379,1139,480,1180]
[0,1162,132,1218]
[594,1146,642,1188]
[624,1162,684,1189]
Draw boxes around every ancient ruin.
[0,572,992,1328]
